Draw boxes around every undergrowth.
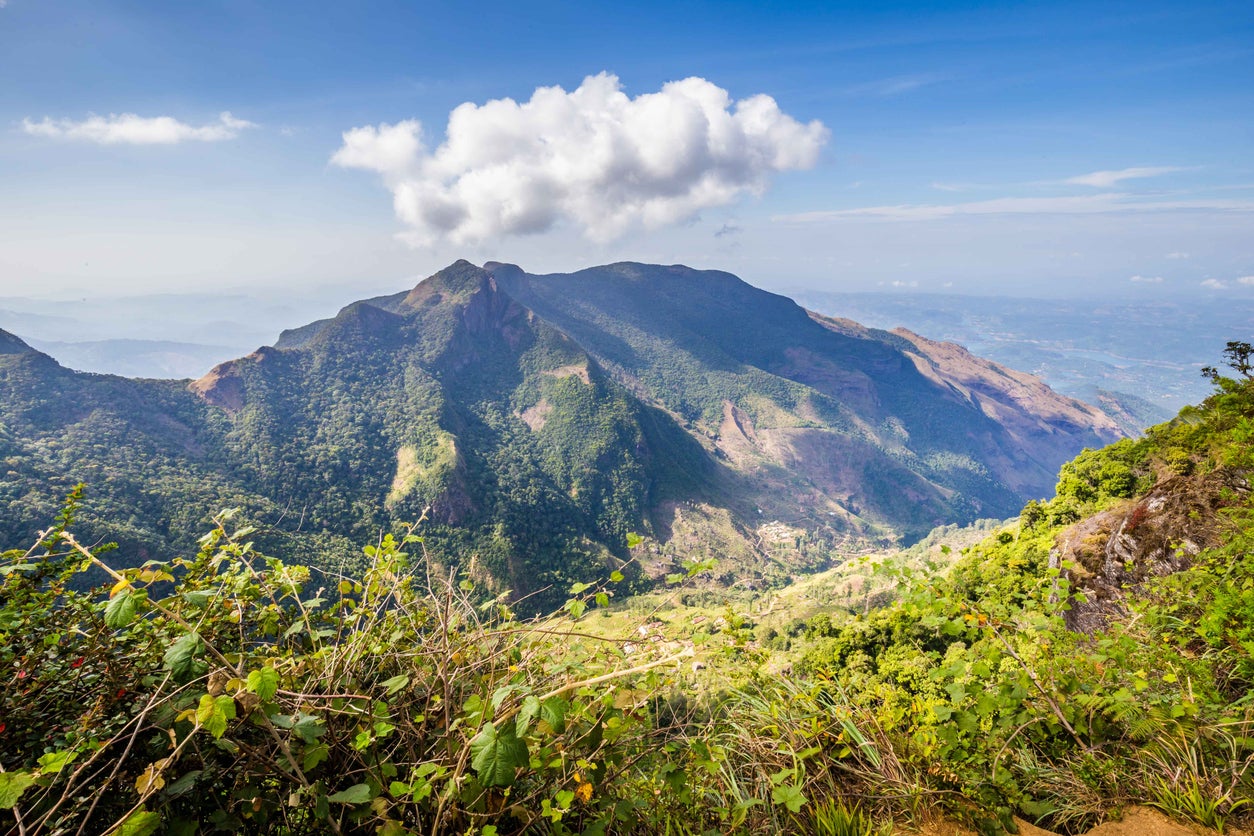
[2,348,1253,835]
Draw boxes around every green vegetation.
[3,350,1253,834]
[0,261,1132,616]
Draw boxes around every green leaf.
[163,770,202,798]
[539,697,568,734]
[517,695,542,735]
[470,721,530,788]
[105,587,139,628]
[163,633,204,681]
[327,783,374,804]
[0,770,36,809]
[609,570,624,583]
[195,694,236,739]
[302,742,330,771]
[381,674,410,695]
[771,782,807,813]
[115,808,162,836]
[292,714,326,744]
[181,590,213,607]
[246,667,280,702]
[626,532,643,548]
[37,749,78,774]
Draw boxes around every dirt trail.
[915,806,1249,836]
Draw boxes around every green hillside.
[1,345,1250,835]
[1,261,1126,609]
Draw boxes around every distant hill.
[790,290,1253,426]
[0,261,1126,607]
[24,337,237,379]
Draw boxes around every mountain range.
[0,261,1125,606]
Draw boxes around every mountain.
[0,260,1125,606]
[23,337,237,379]
[790,289,1254,426]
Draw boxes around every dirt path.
[915,806,1250,836]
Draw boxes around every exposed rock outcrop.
[1053,468,1251,633]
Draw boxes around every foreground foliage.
[2,351,1253,835]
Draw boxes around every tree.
[1202,340,1253,382]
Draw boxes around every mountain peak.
[403,260,493,308]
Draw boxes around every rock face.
[1053,468,1251,633]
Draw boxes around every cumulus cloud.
[23,111,255,145]
[1238,276,1254,286]
[1129,275,1164,283]
[332,73,829,246]
[1065,166,1181,188]
[1201,279,1228,290]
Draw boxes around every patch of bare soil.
[910,806,1247,836]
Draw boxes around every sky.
[2,0,1253,307]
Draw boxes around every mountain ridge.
[1,260,1126,606]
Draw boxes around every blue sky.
[2,0,1252,302]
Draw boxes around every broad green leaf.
[470,721,529,788]
[37,749,78,774]
[163,770,202,798]
[195,694,236,739]
[609,570,624,583]
[181,590,213,607]
[292,714,326,744]
[517,695,542,735]
[302,742,330,771]
[104,587,139,628]
[115,808,162,836]
[246,667,280,701]
[0,770,36,809]
[539,698,568,734]
[381,674,410,695]
[625,532,643,548]
[326,783,373,804]
[163,633,204,681]
[771,782,807,813]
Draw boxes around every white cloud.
[22,111,255,145]
[1065,166,1182,188]
[1237,276,1254,286]
[332,73,829,246]
[774,194,1254,223]
[1166,251,1190,259]
[1129,275,1163,283]
[1201,279,1228,290]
